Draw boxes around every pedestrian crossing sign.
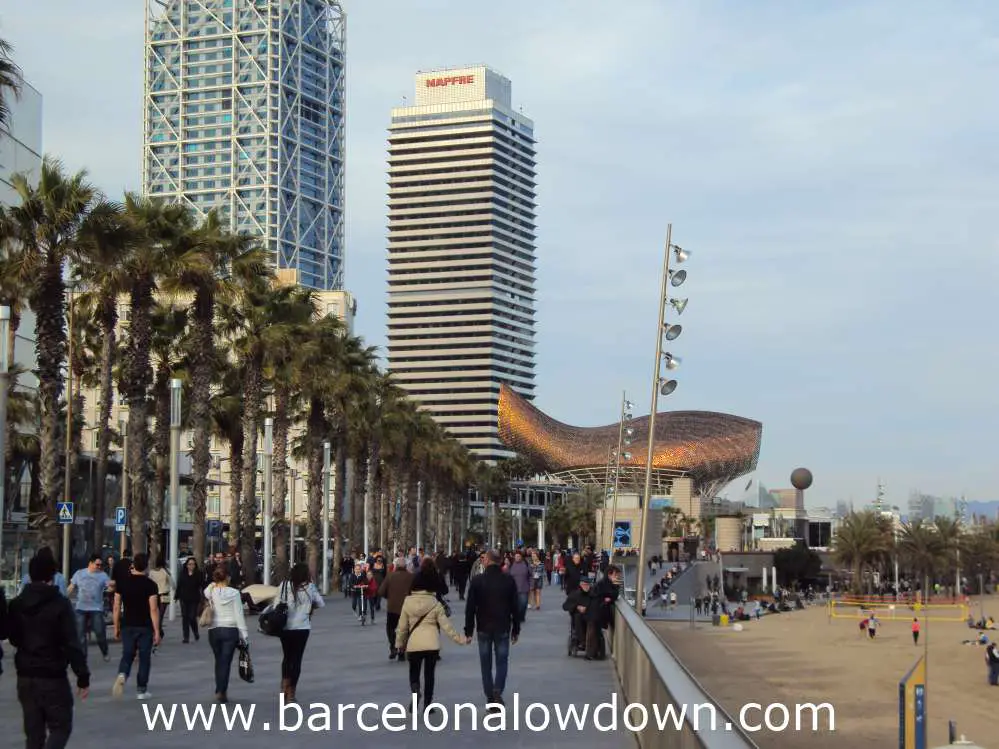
[57,502,74,524]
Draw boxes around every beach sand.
[652,598,995,749]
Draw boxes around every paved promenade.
[0,592,631,749]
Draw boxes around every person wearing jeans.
[279,563,325,703]
[204,565,249,703]
[68,553,111,663]
[464,549,521,708]
[112,553,161,700]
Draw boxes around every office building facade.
[386,66,537,461]
[143,0,346,290]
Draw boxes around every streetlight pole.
[636,224,688,613]
[119,419,128,556]
[608,391,630,556]
[322,441,331,595]
[62,289,76,579]
[0,306,9,577]
[168,378,181,621]
[263,418,273,585]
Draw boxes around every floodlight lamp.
[663,352,681,370]
[672,245,690,263]
[660,379,678,396]
[669,298,688,315]
[669,269,687,288]
[622,452,632,460]
[624,427,635,437]
[663,323,682,341]
[625,400,634,411]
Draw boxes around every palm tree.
[933,516,962,595]
[899,519,942,595]
[0,37,22,134]
[165,209,268,566]
[210,359,244,550]
[224,270,301,584]
[262,285,315,582]
[120,194,193,554]
[75,201,132,551]
[833,511,890,594]
[323,332,375,576]
[0,158,99,549]
[148,302,188,564]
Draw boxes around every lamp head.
[672,245,690,263]
[669,269,687,287]
[669,298,688,315]
[660,379,678,396]
[663,352,681,371]
[663,324,682,341]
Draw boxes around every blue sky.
[3,1,997,508]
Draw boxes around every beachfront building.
[386,66,537,462]
[142,0,347,290]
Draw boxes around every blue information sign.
[114,507,127,532]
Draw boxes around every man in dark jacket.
[585,565,621,660]
[378,558,414,661]
[465,549,520,708]
[563,551,583,594]
[562,577,592,649]
[8,551,90,749]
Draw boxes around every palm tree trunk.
[125,279,155,557]
[272,384,290,581]
[364,440,380,558]
[379,469,389,553]
[305,398,324,579]
[92,300,116,553]
[399,472,413,551]
[188,293,213,569]
[228,432,243,551]
[31,259,67,551]
[238,354,262,584]
[150,367,170,566]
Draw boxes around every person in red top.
[911,617,920,645]
[363,571,379,624]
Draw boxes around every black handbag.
[258,582,289,636]
[237,641,254,683]
[435,592,452,618]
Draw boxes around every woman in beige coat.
[396,561,469,711]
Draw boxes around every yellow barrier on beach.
[828,599,968,622]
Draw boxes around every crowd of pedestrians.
[1,540,622,747]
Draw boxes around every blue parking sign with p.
[115,507,127,531]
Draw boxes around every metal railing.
[611,599,758,749]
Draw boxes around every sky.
[2,0,997,509]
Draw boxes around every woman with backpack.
[279,563,324,703]
[395,561,470,713]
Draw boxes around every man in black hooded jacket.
[8,551,90,749]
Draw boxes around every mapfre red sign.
[425,74,475,88]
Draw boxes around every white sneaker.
[137,691,153,700]
[112,674,125,698]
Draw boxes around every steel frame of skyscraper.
[143,0,346,290]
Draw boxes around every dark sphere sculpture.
[790,468,813,491]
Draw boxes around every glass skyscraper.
[143,0,346,290]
